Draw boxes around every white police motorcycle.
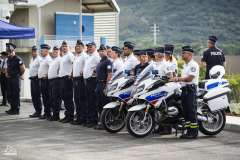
[126,65,231,138]
[100,70,135,133]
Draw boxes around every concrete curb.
[225,123,240,133]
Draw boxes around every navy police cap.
[182,45,194,53]
[124,41,135,49]
[111,46,122,54]
[209,35,218,43]
[164,44,174,55]
[40,44,51,50]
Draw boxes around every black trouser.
[0,74,8,105]
[205,69,210,79]
[85,77,97,124]
[40,79,51,116]
[7,76,20,111]
[49,78,61,118]
[60,77,74,119]
[30,77,42,114]
[181,85,198,128]
[95,81,109,120]
[73,77,86,122]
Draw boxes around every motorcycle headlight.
[108,83,118,92]
[136,84,145,93]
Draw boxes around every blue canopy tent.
[0,20,35,39]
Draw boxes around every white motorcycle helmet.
[209,65,225,79]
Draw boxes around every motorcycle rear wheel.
[101,108,126,133]
[199,110,226,135]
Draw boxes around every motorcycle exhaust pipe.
[197,115,208,122]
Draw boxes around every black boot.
[180,128,198,139]
[29,112,41,118]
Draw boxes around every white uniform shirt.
[38,55,52,78]
[113,58,124,73]
[0,58,8,70]
[29,56,41,78]
[123,53,139,73]
[152,60,172,76]
[83,51,101,79]
[59,52,74,77]
[167,58,178,73]
[73,52,87,77]
[48,56,61,79]
[181,59,199,86]
[137,60,172,79]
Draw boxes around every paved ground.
[0,103,240,160]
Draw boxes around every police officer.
[38,44,52,119]
[171,45,199,139]
[111,46,123,73]
[133,50,149,77]
[140,47,173,79]
[29,46,42,118]
[83,42,101,128]
[58,41,75,123]
[164,44,178,76]
[145,49,155,64]
[0,51,8,106]
[72,40,88,125]
[48,46,61,121]
[5,43,25,115]
[122,41,139,76]
[201,36,225,79]
[95,45,113,129]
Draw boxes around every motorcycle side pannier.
[203,87,231,111]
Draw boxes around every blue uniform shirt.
[7,55,23,78]
[96,56,113,81]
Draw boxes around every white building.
[0,0,120,99]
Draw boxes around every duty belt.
[73,76,83,80]
[182,84,197,91]
[97,80,107,83]
[29,76,38,80]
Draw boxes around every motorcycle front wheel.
[126,110,154,138]
[199,110,226,135]
[101,108,126,133]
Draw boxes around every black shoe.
[180,129,198,139]
[94,124,104,130]
[29,112,41,118]
[86,123,97,128]
[6,110,19,115]
[180,133,198,139]
[49,116,60,121]
[5,109,13,114]
[46,116,53,121]
[71,120,84,125]
[59,117,68,122]
[39,114,48,119]
[60,117,73,123]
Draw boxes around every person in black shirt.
[133,50,149,77]
[201,36,225,79]
[5,43,25,115]
[95,45,113,129]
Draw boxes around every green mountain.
[117,0,240,54]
